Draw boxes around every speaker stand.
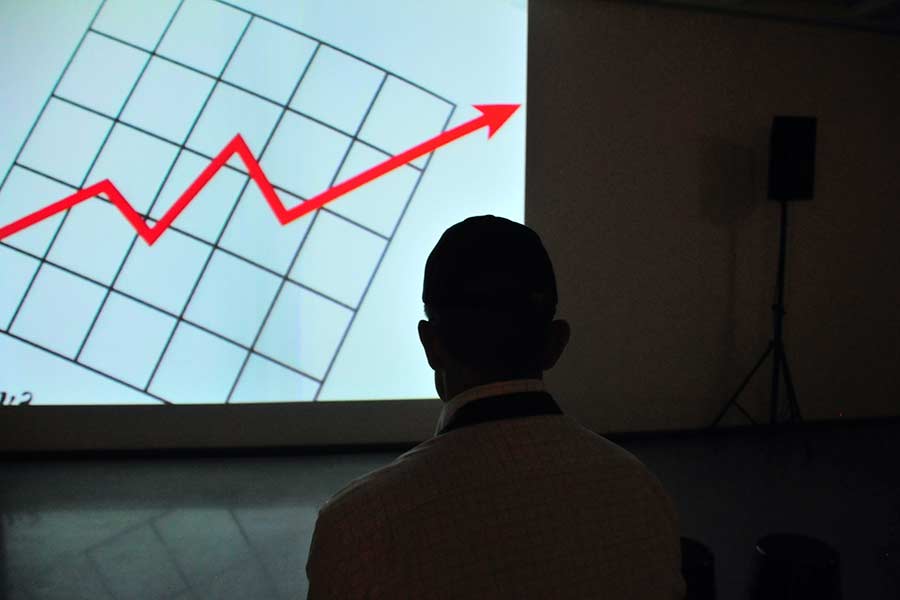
[710,198,803,428]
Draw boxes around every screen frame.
[0,399,442,452]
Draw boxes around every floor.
[1,419,898,599]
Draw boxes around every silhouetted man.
[306,215,686,599]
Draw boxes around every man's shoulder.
[316,439,438,520]
[318,416,658,516]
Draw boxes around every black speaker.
[768,116,817,201]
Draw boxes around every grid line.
[140,36,326,396]
[85,27,444,163]
[0,0,108,192]
[6,0,186,332]
[13,116,395,243]
[74,15,255,362]
[225,71,391,403]
[211,0,454,107]
[312,105,459,400]
[1,165,360,313]
[146,46,321,389]
[1,241,324,385]
[225,44,338,404]
[1,0,458,404]
[49,90,424,177]
[5,329,173,405]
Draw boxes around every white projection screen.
[0,0,527,450]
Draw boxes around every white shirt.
[307,380,686,599]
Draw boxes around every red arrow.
[0,104,521,245]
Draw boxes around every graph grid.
[0,0,456,404]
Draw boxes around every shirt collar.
[435,378,546,435]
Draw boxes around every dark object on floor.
[681,536,716,600]
[749,533,841,599]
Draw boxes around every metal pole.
[770,198,789,424]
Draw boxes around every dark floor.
[2,419,899,599]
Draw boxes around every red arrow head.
[474,104,521,138]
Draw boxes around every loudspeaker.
[768,116,817,201]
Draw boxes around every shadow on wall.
[696,135,760,414]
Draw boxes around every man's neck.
[441,370,543,403]
[434,378,549,435]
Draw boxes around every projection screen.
[0,0,527,450]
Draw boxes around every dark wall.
[528,0,900,433]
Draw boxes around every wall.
[529,0,900,433]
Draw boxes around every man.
[306,215,686,599]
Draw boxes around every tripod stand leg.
[735,402,756,424]
[709,342,772,428]
[780,349,802,422]
[770,341,782,425]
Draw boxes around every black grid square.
[258,111,352,200]
[290,45,385,135]
[78,292,176,388]
[94,0,181,50]
[183,249,281,347]
[0,167,75,256]
[55,32,148,118]
[218,185,314,275]
[120,57,215,145]
[147,321,246,404]
[9,264,106,359]
[157,0,250,77]
[223,18,317,105]
[18,99,113,187]
[149,152,248,244]
[289,211,387,309]
[86,123,180,214]
[114,227,212,315]
[185,84,282,172]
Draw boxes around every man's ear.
[540,319,570,371]
[418,320,444,370]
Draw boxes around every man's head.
[418,215,570,400]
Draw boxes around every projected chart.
[0,0,527,404]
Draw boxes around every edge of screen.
[0,399,443,452]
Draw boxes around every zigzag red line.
[0,104,519,245]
